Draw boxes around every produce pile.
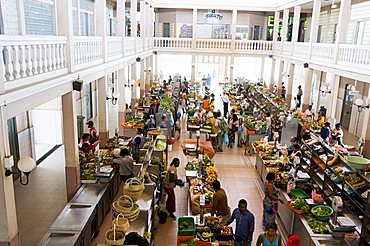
[159,93,175,113]
[303,214,329,234]
[289,198,310,213]
[179,239,196,246]
[121,119,144,127]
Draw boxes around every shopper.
[256,222,282,246]
[287,136,297,155]
[286,235,300,246]
[227,109,238,148]
[226,199,255,246]
[263,172,283,228]
[281,86,286,100]
[86,120,98,144]
[332,123,344,146]
[202,95,210,110]
[237,110,245,147]
[159,114,168,128]
[146,115,156,129]
[320,122,331,141]
[296,86,303,108]
[265,112,272,141]
[211,180,231,225]
[217,113,228,152]
[113,148,134,183]
[221,91,230,118]
[163,158,180,219]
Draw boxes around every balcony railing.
[282,42,293,55]
[293,42,310,58]
[235,40,273,52]
[0,36,67,82]
[338,44,370,68]
[196,39,231,50]
[125,37,136,56]
[107,36,123,60]
[154,38,192,49]
[74,36,103,66]
[311,43,335,62]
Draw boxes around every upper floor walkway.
[0,35,369,96]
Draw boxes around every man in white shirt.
[221,91,230,118]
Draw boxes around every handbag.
[223,134,229,145]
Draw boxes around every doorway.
[340,84,355,130]
[163,23,170,37]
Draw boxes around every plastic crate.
[177,236,194,246]
[178,217,196,236]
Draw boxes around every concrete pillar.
[154,53,158,81]
[277,60,284,94]
[291,5,301,43]
[302,68,314,111]
[140,0,145,37]
[281,8,290,42]
[145,56,150,92]
[334,0,352,62]
[273,11,281,42]
[361,86,370,156]
[56,0,75,72]
[260,57,265,82]
[140,59,145,97]
[61,91,80,201]
[149,55,154,86]
[97,77,109,146]
[329,75,340,120]
[96,0,107,60]
[16,0,26,35]
[0,108,19,244]
[286,63,295,106]
[309,0,321,43]
[117,67,126,126]
[131,63,137,112]
[229,55,235,85]
[131,0,137,37]
[117,0,126,37]
[269,58,276,92]
[192,8,197,48]
[231,9,237,50]
[191,53,196,82]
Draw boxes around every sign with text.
[204,10,223,24]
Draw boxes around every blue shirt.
[227,208,255,241]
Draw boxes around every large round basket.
[123,178,145,201]
[115,195,140,222]
[112,213,130,232]
[105,226,125,246]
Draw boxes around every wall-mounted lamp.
[191,63,195,68]
[73,78,84,91]
[354,98,369,112]
[125,79,135,90]
[230,65,234,69]
[136,57,141,62]
[147,66,152,72]
[153,51,157,55]
[320,84,331,97]
[5,156,36,185]
[106,90,120,105]
[303,63,309,68]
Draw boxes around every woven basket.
[105,225,125,246]
[112,213,130,232]
[123,178,145,201]
[114,196,140,222]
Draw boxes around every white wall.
[234,56,263,82]
[157,54,192,79]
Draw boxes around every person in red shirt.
[86,121,98,144]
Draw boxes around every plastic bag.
[124,232,149,246]
[223,134,229,145]
[312,189,325,204]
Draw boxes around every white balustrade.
[125,37,136,56]
[293,42,310,58]
[196,39,231,49]
[73,36,103,65]
[153,38,192,49]
[282,42,292,55]
[136,37,144,53]
[106,36,123,58]
[274,42,282,53]
[235,40,273,51]
[338,44,370,67]
[0,36,67,82]
[311,43,334,62]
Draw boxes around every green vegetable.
[290,198,310,213]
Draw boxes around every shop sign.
[204,10,223,24]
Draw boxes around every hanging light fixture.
[5,156,36,185]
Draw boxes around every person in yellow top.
[316,111,325,126]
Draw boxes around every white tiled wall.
[3,0,19,35]
[24,0,56,35]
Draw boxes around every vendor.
[113,148,134,183]
[145,114,156,129]
[332,123,344,146]
[211,180,231,225]
[86,121,98,144]
[316,112,325,126]
[79,143,94,163]
[320,122,331,141]
[202,95,210,110]
[289,144,302,164]
[302,105,313,120]
[318,105,327,118]
[287,136,297,155]
[80,133,98,151]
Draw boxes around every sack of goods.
[123,177,145,201]
[113,195,140,222]
[105,225,125,246]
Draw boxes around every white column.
[131,62,137,112]
[291,5,301,43]
[56,0,75,72]
[97,76,109,146]
[273,11,281,42]
[361,86,370,156]
[117,0,126,36]
[149,55,154,86]
[309,0,322,43]
[192,8,198,49]
[281,8,290,42]
[131,0,137,37]
[96,0,107,60]
[140,0,145,37]
[334,0,352,62]
[191,53,196,82]
[118,67,126,126]
[231,9,237,50]
[0,107,18,243]
[286,63,295,106]
[154,53,158,81]
[260,57,265,82]
[302,68,314,111]
[62,91,80,201]
[277,60,284,93]
[140,59,145,97]
[16,0,26,35]
[149,6,154,37]
[329,75,340,120]
[269,58,276,91]
[229,55,235,85]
